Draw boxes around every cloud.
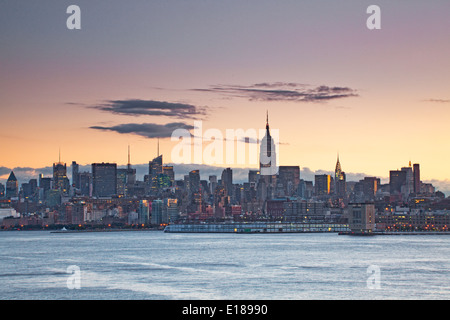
[0,166,12,176]
[424,179,450,197]
[88,99,208,119]
[192,82,358,103]
[423,98,450,103]
[90,122,195,139]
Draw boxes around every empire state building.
[259,111,277,176]
[259,111,277,200]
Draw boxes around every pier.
[164,222,350,233]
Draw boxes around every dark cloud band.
[90,122,195,139]
[192,82,358,103]
[89,99,208,119]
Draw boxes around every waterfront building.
[377,210,450,232]
[283,200,326,222]
[138,200,150,225]
[151,199,163,225]
[165,198,179,223]
[348,203,375,233]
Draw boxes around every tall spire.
[57,147,63,164]
[128,145,131,168]
[266,110,269,130]
[335,152,342,178]
[157,138,160,157]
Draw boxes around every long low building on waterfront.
[164,222,350,233]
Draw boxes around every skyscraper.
[53,161,69,194]
[259,111,277,200]
[361,177,380,199]
[248,170,260,184]
[221,168,233,197]
[413,163,420,194]
[151,199,163,225]
[165,198,179,223]
[149,154,163,193]
[138,200,150,225]
[162,166,175,187]
[188,170,201,212]
[6,171,18,199]
[79,172,92,197]
[334,154,347,198]
[401,162,414,197]
[259,111,277,177]
[315,174,331,196]
[116,169,128,196]
[39,174,52,200]
[92,163,117,197]
[189,170,200,195]
[72,161,80,189]
[389,170,406,195]
[209,175,218,194]
[278,166,300,197]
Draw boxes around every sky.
[1,0,450,193]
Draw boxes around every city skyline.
[0,145,448,197]
[0,141,445,197]
[1,1,450,194]
[0,112,448,195]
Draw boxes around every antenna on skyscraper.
[157,138,160,157]
[128,144,131,167]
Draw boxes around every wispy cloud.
[90,122,195,139]
[423,98,450,103]
[192,82,358,103]
[87,99,209,119]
